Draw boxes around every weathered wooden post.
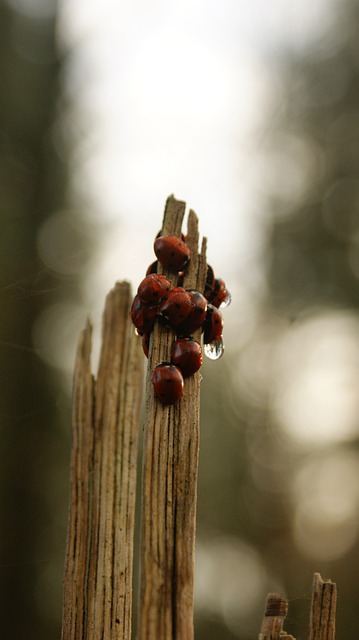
[137,196,207,640]
[61,195,208,640]
[61,281,143,640]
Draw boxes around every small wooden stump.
[258,593,295,640]
[309,573,337,640]
[258,573,337,640]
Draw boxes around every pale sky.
[55,0,339,315]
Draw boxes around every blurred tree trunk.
[0,3,68,638]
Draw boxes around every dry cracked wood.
[62,281,143,640]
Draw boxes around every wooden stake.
[61,281,143,640]
[308,573,337,640]
[258,593,296,640]
[138,195,207,640]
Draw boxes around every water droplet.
[204,337,224,360]
[220,289,231,308]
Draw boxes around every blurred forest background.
[2,0,359,638]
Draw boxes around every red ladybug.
[154,235,190,272]
[153,363,184,404]
[203,303,223,344]
[130,294,157,334]
[137,274,171,305]
[205,273,231,309]
[155,230,186,242]
[204,264,216,300]
[146,260,158,275]
[171,337,202,377]
[210,277,231,309]
[176,290,207,335]
[159,287,192,326]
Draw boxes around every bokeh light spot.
[37,210,91,276]
[293,451,359,560]
[195,536,267,632]
[271,310,359,446]
[32,302,86,372]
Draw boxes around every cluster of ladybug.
[130,234,230,405]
